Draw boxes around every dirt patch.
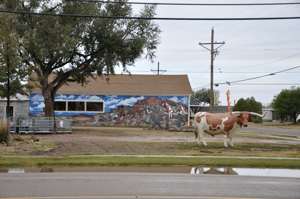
[1,126,300,157]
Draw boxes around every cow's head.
[237,112,250,127]
[232,112,264,127]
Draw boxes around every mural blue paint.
[29,93,189,129]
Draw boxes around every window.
[54,101,66,111]
[7,106,13,118]
[86,102,104,112]
[68,101,85,111]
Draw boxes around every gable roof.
[31,74,192,96]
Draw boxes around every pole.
[198,28,225,112]
[151,61,167,75]
[210,28,214,111]
[5,42,11,137]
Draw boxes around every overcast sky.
[121,0,300,106]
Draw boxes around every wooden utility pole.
[199,28,225,111]
[151,62,167,75]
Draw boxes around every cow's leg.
[224,134,229,148]
[228,134,234,147]
[195,125,207,146]
[224,133,234,147]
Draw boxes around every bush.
[0,119,9,144]
[233,97,263,123]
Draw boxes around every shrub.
[0,119,9,144]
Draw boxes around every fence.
[8,117,72,134]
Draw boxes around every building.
[29,74,192,129]
[0,94,29,119]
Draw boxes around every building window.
[68,101,85,111]
[86,102,104,112]
[54,101,66,111]
[7,106,13,118]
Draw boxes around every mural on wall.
[29,93,189,129]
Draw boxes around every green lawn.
[1,155,300,169]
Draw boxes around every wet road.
[0,172,300,199]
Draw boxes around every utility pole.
[5,42,11,138]
[151,62,167,75]
[199,28,225,111]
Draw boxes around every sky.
[118,0,300,106]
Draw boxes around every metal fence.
[8,117,72,134]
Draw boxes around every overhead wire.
[0,9,300,20]
[65,0,300,6]
[215,65,300,86]
[229,83,300,85]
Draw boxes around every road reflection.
[190,167,300,178]
[191,167,238,175]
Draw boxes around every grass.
[1,155,300,169]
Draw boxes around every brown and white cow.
[194,111,263,147]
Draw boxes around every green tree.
[272,87,300,123]
[233,97,263,123]
[1,0,160,116]
[0,0,27,111]
[191,88,220,105]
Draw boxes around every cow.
[194,111,264,147]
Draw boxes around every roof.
[0,94,29,101]
[31,74,192,96]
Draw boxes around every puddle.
[1,166,300,178]
[190,167,300,178]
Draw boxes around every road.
[0,172,299,199]
[245,125,300,137]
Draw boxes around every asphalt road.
[245,125,300,137]
[0,172,299,199]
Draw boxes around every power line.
[232,83,300,85]
[1,9,300,21]
[132,70,300,74]
[66,0,300,6]
[215,65,300,86]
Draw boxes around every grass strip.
[1,155,300,169]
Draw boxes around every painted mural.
[29,93,189,129]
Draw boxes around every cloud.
[168,96,187,104]
[116,96,144,107]
[30,94,44,101]
[29,101,44,112]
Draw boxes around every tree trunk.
[293,112,297,124]
[42,88,54,117]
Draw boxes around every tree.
[0,0,27,116]
[272,87,300,123]
[1,0,160,116]
[233,97,262,123]
[191,88,220,105]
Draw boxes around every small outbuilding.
[29,74,192,129]
[0,94,29,119]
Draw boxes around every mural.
[29,93,189,129]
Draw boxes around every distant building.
[0,94,29,119]
[29,74,192,129]
[262,107,281,121]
